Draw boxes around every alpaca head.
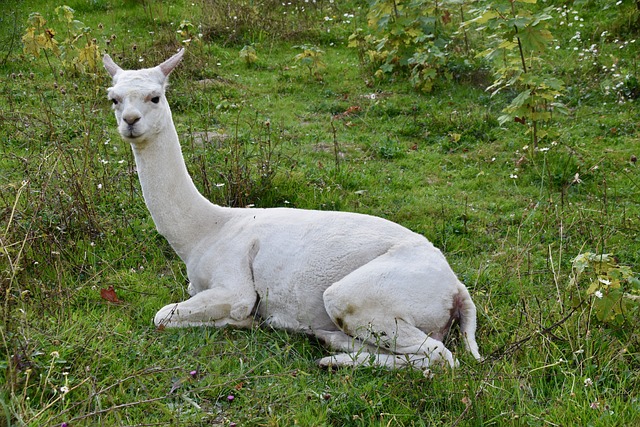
[103,49,185,144]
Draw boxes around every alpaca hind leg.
[323,282,457,369]
[154,287,256,328]
[312,327,421,370]
[317,319,455,369]
[322,246,462,370]
[317,352,433,374]
[313,321,444,372]
[372,317,457,367]
[313,329,377,354]
[313,329,384,369]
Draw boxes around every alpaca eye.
[151,96,160,104]
[111,98,118,105]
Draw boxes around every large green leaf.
[518,24,552,52]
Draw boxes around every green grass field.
[1,0,639,425]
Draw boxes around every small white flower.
[594,290,603,299]
[510,174,518,179]
[60,386,69,394]
[584,377,593,387]
[572,173,582,184]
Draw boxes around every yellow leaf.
[586,281,599,295]
[55,5,75,23]
[609,279,622,290]
[497,40,518,50]
[79,44,99,71]
[22,27,40,57]
[406,28,421,38]
[473,10,499,25]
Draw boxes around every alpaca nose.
[124,115,141,126]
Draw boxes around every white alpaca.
[103,49,481,370]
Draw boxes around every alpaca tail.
[456,282,483,362]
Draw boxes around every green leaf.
[518,25,553,52]
[473,10,499,25]
[26,12,46,28]
[595,294,618,322]
[380,63,394,73]
[509,89,532,109]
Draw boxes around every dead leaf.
[100,286,120,303]
[442,10,452,25]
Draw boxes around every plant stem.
[435,0,440,39]
[509,0,527,74]
[330,118,340,175]
[460,5,470,56]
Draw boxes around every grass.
[1,0,639,425]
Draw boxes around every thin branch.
[68,395,169,423]
[486,300,586,361]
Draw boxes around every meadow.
[1,0,639,425]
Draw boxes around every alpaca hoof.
[154,303,179,327]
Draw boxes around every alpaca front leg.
[154,287,256,328]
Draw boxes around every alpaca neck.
[131,123,223,262]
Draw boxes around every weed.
[468,0,568,147]
[22,6,102,77]
[239,44,258,67]
[571,253,640,327]
[293,44,326,80]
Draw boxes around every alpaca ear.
[157,48,185,77]
[103,54,122,77]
